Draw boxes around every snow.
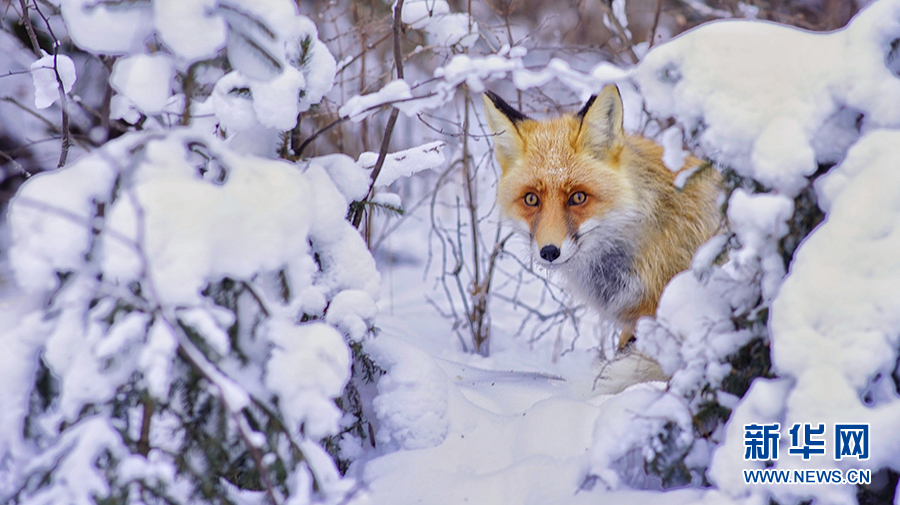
[139,319,178,400]
[326,290,378,341]
[110,95,142,124]
[369,336,451,450]
[588,384,689,489]
[370,192,402,210]
[23,416,127,504]
[399,0,478,48]
[3,123,377,502]
[209,18,336,132]
[266,321,350,439]
[350,2,900,503]
[633,1,900,196]
[313,153,371,203]
[110,54,175,114]
[60,0,154,54]
[300,438,355,499]
[303,163,381,298]
[339,80,412,123]
[660,126,688,172]
[30,53,76,109]
[726,189,793,300]
[364,338,594,501]
[612,0,631,39]
[211,71,257,131]
[247,67,310,129]
[436,52,524,94]
[153,0,226,61]
[0,295,48,474]
[9,151,119,292]
[100,134,317,305]
[62,0,336,135]
[357,140,446,188]
[714,130,900,504]
[178,307,231,356]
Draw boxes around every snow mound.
[634,0,900,196]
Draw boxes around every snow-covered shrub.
[1,129,379,504]
[0,0,394,503]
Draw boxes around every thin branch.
[27,0,71,166]
[295,115,348,158]
[597,0,639,65]
[648,0,664,48]
[370,162,456,252]
[0,148,31,177]
[294,92,435,158]
[1,69,34,79]
[335,30,392,75]
[1,95,60,131]
[350,0,405,228]
[17,0,41,55]
[13,196,141,251]
[180,62,198,126]
[137,398,154,457]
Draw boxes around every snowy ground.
[358,249,678,504]
[330,200,699,504]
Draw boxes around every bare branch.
[0,148,31,177]
[25,0,72,167]
[17,0,41,55]
[351,0,405,228]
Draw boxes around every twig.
[137,398,154,457]
[2,95,60,132]
[335,31,393,75]
[17,0,41,54]
[180,62,197,126]
[294,92,436,158]
[0,69,34,79]
[0,148,31,177]
[597,0,639,65]
[13,196,141,251]
[25,0,71,167]
[370,161,456,252]
[350,0,405,228]
[648,0,664,48]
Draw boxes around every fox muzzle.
[539,244,561,262]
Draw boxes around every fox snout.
[532,235,578,266]
[539,244,560,262]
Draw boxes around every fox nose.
[540,245,561,262]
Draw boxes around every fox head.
[483,85,640,268]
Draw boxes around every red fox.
[483,85,723,350]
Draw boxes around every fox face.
[484,86,641,271]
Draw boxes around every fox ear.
[577,84,625,159]
[482,91,529,173]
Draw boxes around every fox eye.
[569,191,587,206]
[524,192,540,207]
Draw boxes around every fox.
[483,84,723,353]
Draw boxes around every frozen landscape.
[1,0,899,504]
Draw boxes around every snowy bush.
[1,128,383,503]
[0,0,385,503]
